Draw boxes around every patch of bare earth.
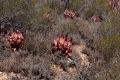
[73,40,90,66]
[0,72,27,80]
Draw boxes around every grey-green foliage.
[1,0,120,79]
[94,12,120,61]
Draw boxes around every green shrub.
[94,12,120,61]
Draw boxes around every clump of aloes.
[91,14,102,22]
[51,32,73,58]
[7,29,24,51]
[109,0,120,10]
[64,9,76,19]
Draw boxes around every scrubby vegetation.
[0,0,120,80]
